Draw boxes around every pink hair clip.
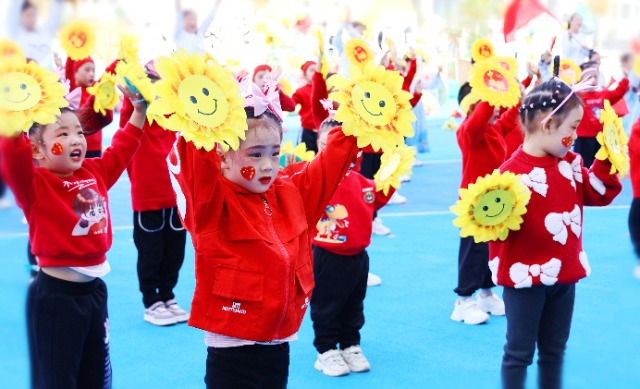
[65,87,82,111]
[540,76,597,124]
[320,98,337,119]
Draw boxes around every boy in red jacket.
[293,60,319,153]
[452,82,521,325]
[169,97,359,386]
[120,61,188,326]
[0,84,146,388]
[308,118,394,377]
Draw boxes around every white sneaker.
[634,263,640,279]
[477,292,505,316]
[450,297,490,325]
[144,301,178,326]
[372,217,391,236]
[367,273,382,287]
[21,216,27,224]
[165,299,190,322]
[342,345,370,373]
[388,192,407,204]
[400,175,411,183]
[314,349,350,377]
[0,198,11,209]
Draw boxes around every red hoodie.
[457,102,520,189]
[576,78,629,138]
[313,171,393,255]
[169,127,359,341]
[0,123,143,267]
[629,116,640,198]
[120,96,178,212]
[293,83,316,131]
[489,148,621,288]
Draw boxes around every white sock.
[478,288,493,298]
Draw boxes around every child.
[293,60,319,153]
[309,117,394,377]
[251,64,297,112]
[575,64,628,168]
[168,100,359,387]
[490,79,622,388]
[628,115,640,279]
[6,0,63,69]
[174,0,221,54]
[451,82,520,325]
[120,61,188,326]
[0,84,146,387]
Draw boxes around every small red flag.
[503,0,556,42]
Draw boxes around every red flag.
[503,0,555,42]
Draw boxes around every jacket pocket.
[294,259,314,320]
[208,265,264,323]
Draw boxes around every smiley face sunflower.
[59,20,96,60]
[374,145,416,195]
[87,72,118,115]
[147,49,247,151]
[451,170,531,243]
[469,58,521,109]
[329,61,416,152]
[596,100,629,176]
[0,57,68,135]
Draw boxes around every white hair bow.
[544,205,581,245]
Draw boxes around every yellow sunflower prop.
[311,27,328,78]
[471,38,495,63]
[345,38,374,70]
[0,57,68,135]
[329,61,416,152]
[280,141,315,163]
[596,100,630,176]
[551,59,582,85]
[118,34,140,64]
[494,56,518,75]
[0,39,24,59]
[148,50,247,151]
[86,73,118,115]
[115,60,156,104]
[633,56,640,78]
[451,170,531,243]
[59,20,96,60]
[469,58,521,109]
[374,145,416,195]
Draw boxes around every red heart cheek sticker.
[51,143,64,155]
[562,137,573,148]
[240,166,256,181]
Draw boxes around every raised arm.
[311,71,329,128]
[43,0,63,35]
[6,0,21,39]
[460,101,495,145]
[604,78,629,105]
[198,0,221,39]
[0,134,36,212]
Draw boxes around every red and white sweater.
[488,147,622,288]
[576,78,629,138]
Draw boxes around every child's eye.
[249,153,261,158]
[59,132,68,137]
[271,151,280,157]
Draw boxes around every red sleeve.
[168,137,224,235]
[580,156,622,206]
[86,123,143,189]
[521,75,533,89]
[494,106,521,138]
[77,94,114,134]
[409,92,422,108]
[119,96,134,129]
[461,102,494,144]
[292,88,304,106]
[279,90,297,112]
[374,186,395,212]
[311,72,329,129]
[629,117,640,195]
[604,78,629,105]
[286,127,359,228]
[0,134,36,212]
[402,58,417,92]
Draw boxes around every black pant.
[85,150,102,159]
[574,136,599,168]
[300,129,318,154]
[27,271,112,389]
[133,208,187,308]
[359,153,382,219]
[629,198,640,258]
[310,246,369,354]
[502,284,575,389]
[28,241,38,277]
[205,343,289,389]
[0,176,5,198]
[454,236,494,297]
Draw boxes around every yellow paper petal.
[59,20,96,60]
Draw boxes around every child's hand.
[270,66,283,82]
[414,79,423,94]
[118,84,147,128]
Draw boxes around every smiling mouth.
[486,204,505,218]
[360,100,382,117]
[70,149,83,160]
[197,99,218,116]
[6,93,30,104]
[258,177,272,184]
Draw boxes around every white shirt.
[205,331,298,348]
[6,0,62,70]
[561,31,589,66]
[174,3,218,54]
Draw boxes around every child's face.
[75,63,95,88]
[304,65,316,82]
[541,106,583,158]
[183,11,198,33]
[20,6,37,31]
[253,70,269,89]
[221,126,281,193]
[33,111,87,177]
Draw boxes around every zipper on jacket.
[262,197,291,335]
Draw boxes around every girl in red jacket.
[627,115,640,279]
[0,85,146,388]
[490,79,622,388]
[169,98,359,387]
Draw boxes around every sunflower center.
[178,75,228,128]
[352,81,397,127]
[473,189,515,227]
[0,72,42,111]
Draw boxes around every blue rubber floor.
[1,106,639,388]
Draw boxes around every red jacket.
[489,148,621,288]
[293,83,316,131]
[120,97,178,211]
[576,78,629,138]
[311,71,330,129]
[79,86,114,153]
[629,116,640,198]
[313,171,393,255]
[279,90,297,113]
[457,102,519,189]
[169,127,359,341]
[0,123,143,267]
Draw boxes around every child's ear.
[542,117,555,134]
[31,141,44,161]
[218,148,230,170]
